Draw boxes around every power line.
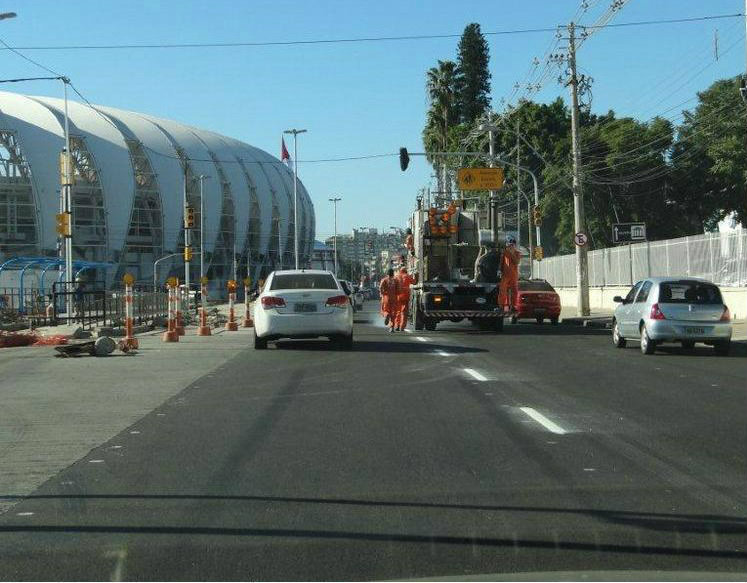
[0,13,742,52]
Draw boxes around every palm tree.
[426,60,457,152]
[425,60,458,200]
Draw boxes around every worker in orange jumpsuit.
[379,268,401,332]
[498,237,521,312]
[395,267,416,331]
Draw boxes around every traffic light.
[185,206,196,229]
[532,205,542,226]
[183,246,193,261]
[55,212,71,237]
[399,147,410,171]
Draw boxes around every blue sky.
[0,0,744,239]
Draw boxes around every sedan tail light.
[519,294,530,302]
[650,303,666,320]
[326,295,349,307]
[261,296,286,309]
[720,306,731,322]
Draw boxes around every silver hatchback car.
[612,277,732,355]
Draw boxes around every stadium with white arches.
[0,90,315,296]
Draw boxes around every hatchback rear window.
[519,280,555,292]
[658,281,722,304]
[270,273,338,290]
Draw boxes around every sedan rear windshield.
[519,280,555,292]
[270,273,338,290]
[658,281,722,304]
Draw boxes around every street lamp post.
[283,128,307,269]
[153,253,182,289]
[329,197,341,276]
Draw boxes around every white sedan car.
[253,270,354,350]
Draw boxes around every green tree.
[671,77,747,230]
[455,23,491,124]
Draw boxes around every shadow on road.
[656,340,747,358]
[430,323,610,337]
[273,339,487,354]
[3,494,744,536]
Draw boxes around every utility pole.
[742,0,747,104]
[477,123,499,240]
[183,166,191,300]
[198,174,209,282]
[60,77,73,322]
[329,197,341,276]
[516,117,521,249]
[568,22,590,316]
[283,128,307,269]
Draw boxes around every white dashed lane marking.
[463,368,488,382]
[414,336,428,342]
[519,407,568,435]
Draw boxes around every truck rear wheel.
[424,319,437,331]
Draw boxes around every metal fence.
[533,229,747,288]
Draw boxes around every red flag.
[280,137,290,165]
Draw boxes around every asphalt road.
[1,303,746,581]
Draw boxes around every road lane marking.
[464,368,488,381]
[89,459,104,464]
[129,431,140,434]
[404,329,413,333]
[16,512,33,516]
[519,407,568,435]
[433,349,452,357]
[414,336,428,342]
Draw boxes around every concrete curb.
[561,316,613,329]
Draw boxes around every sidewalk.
[0,323,255,514]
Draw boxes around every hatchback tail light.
[720,306,731,322]
[650,303,666,320]
[325,295,349,307]
[261,296,286,309]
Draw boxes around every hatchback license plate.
[685,326,705,335]
[294,302,317,313]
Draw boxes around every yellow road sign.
[122,273,135,286]
[200,275,209,285]
[457,167,504,191]
[166,276,178,288]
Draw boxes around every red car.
[511,279,561,325]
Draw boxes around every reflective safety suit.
[395,270,416,330]
[498,245,521,311]
[379,275,401,329]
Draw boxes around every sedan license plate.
[294,302,317,313]
[684,326,705,335]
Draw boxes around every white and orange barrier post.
[175,284,185,336]
[198,275,211,336]
[225,279,239,331]
[242,276,254,328]
[122,273,139,349]
[162,277,179,342]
